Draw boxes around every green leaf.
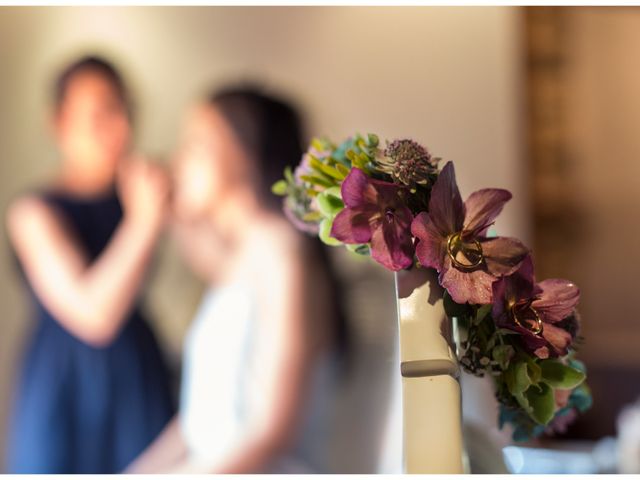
[540,360,586,389]
[318,218,342,246]
[317,190,344,219]
[318,163,346,180]
[301,211,322,222]
[271,179,288,196]
[492,344,515,370]
[472,304,493,325]
[367,133,379,147]
[443,290,471,318]
[300,174,333,188]
[524,382,555,425]
[527,358,542,385]
[477,304,493,320]
[308,156,346,181]
[311,138,327,152]
[506,361,532,396]
[323,186,342,197]
[335,163,351,177]
[496,328,520,336]
[351,153,367,170]
[358,152,370,163]
[346,243,370,256]
[284,166,293,183]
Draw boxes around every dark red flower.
[330,168,414,271]
[411,161,529,304]
[492,257,580,359]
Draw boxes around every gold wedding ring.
[509,302,544,335]
[446,232,483,270]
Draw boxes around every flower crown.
[273,134,591,441]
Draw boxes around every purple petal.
[463,188,512,236]
[439,257,495,304]
[481,236,530,276]
[514,254,536,283]
[491,255,537,320]
[506,321,571,358]
[428,162,465,235]
[340,168,378,208]
[555,313,580,339]
[369,206,414,271]
[330,207,373,243]
[370,176,404,193]
[411,212,447,271]
[541,323,573,356]
[491,275,509,320]
[512,256,540,298]
[370,180,408,211]
[532,279,580,323]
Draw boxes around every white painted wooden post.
[395,267,465,473]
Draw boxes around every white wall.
[0,6,527,470]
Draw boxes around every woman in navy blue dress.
[5,56,174,473]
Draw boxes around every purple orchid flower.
[492,256,580,359]
[411,161,529,304]
[330,168,414,271]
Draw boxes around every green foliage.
[319,218,342,246]
[333,133,383,178]
[539,359,586,389]
[443,290,472,318]
[452,297,592,439]
[273,132,592,443]
[271,179,288,196]
[473,304,493,326]
[300,174,334,189]
[498,354,588,436]
[492,344,515,370]
[316,187,344,219]
[345,243,370,256]
[506,360,534,396]
[521,382,556,425]
[274,133,385,249]
[314,183,345,248]
[304,133,381,187]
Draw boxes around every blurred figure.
[5,56,174,473]
[126,87,348,473]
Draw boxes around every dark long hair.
[53,55,132,118]
[209,86,350,356]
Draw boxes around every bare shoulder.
[6,194,55,236]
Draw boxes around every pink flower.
[411,161,529,304]
[330,168,414,271]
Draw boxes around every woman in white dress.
[126,87,348,473]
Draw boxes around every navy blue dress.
[7,190,175,474]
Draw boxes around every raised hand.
[118,156,172,235]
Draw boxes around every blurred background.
[0,5,637,474]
